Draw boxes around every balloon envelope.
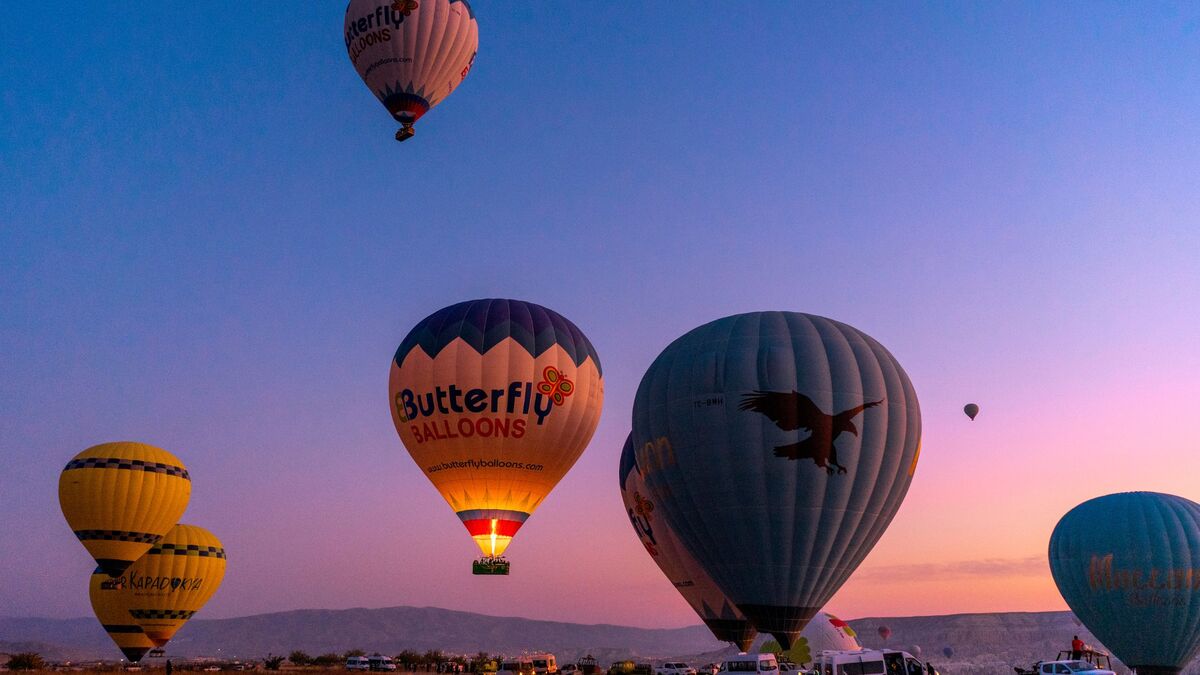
[620,434,756,651]
[1049,492,1200,675]
[963,403,979,420]
[760,612,861,667]
[942,647,953,658]
[878,626,891,640]
[89,567,156,663]
[118,524,227,647]
[633,312,922,648]
[59,442,191,576]
[344,0,478,136]
[390,299,603,559]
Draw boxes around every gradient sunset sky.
[3,3,1200,628]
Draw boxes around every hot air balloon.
[59,442,191,576]
[89,567,156,663]
[390,299,603,574]
[759,612,861,667]
[633,312,922,649]
[941,647,953,659]
[878,626,892,641]
[620,435,756,651]
[963,403,979,420]
[344,0,478,141]
[115,524,226,647]
[1049,492,1200,675]
[908,646,922,659]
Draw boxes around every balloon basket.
[395,124,416,142]
[472,556,510,575]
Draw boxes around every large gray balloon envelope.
[632,312,922,649]
[1049,492,1200,675]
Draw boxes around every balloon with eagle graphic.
[58,442,191,577]
[344,0,478,142]
[1049,492,1200,675]
[389,299,603,574]
[632,311,922,649]
[759,612,862,667]
[620,434,757,651]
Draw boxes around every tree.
[314,653,343,667]
[346,649,367,658]
[6,653,47,671]
[264,654,286,671]
[290,651,313,666]
[423,650,445,671]
[396,649,422,670]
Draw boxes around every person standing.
[166,660,174,675]
[1071,636,1085,660]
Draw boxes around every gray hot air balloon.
[963,403,979,420]
[632,312,922,649]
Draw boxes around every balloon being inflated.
[390,299,603,563]
[633,312,921,649]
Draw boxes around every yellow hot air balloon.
[121,524,227,647]
[389,299,603,573]
[89,567,156,663]
[59,442,191,576]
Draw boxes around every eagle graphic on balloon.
[739,391,882,474]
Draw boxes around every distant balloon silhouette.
[878,625,892,641]
[963,403,979,420]
[942,647,953,659]
[633,311,922,650]
[909,645,922,658]
[1049,492,1200,675]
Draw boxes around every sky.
[2,2,1200,629]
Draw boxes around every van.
[500,659,535,675]
[720,654,778,675]
[369,656,398,672]
[531,655,558,675]
[812,649,926,675]
[347,657,371,672]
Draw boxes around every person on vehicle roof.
[1071,636,1085,660]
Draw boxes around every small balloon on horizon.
[963,403,980,420]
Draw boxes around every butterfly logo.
[392,0,418,16]
[537,366,575,405]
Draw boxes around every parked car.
[699,665,721,675]
[346,656,371,672]
[657,664,697,675]
[500,659,534,675]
